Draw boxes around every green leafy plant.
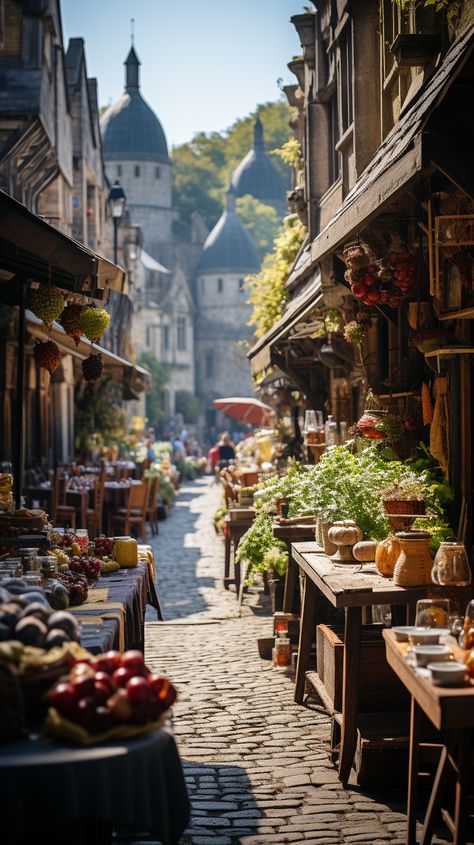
[246,213,306,338]
[262,545,289,577]
[272,138,303,171]
[393,0,463,21]
[382,472,426,500]
[236,511,287,583]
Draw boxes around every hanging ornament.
[29,285,66,327]
[33,340,61,375]
[59,303,85,345]
[82,352,103,383]
[79,306,110,342]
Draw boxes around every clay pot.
[393,531,433,587]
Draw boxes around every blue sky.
[61,0,304,148]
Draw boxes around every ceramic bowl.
[392,626,415,642]
[413,645,452,667]
[427,661,467,686]
[409,627,450,646]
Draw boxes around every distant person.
[217,432,235,468]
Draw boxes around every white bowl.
[392,626,415,642]
[409,627,450,646]
[428,661,467,686]
[413,645,452,667]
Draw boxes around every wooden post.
[14,281,26,509]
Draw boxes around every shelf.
[424,347,474,358]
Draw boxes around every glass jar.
[0,461,13,513]
[39,556,59,580]
[75,529,89,552]
[274,636,291,668]
[19,548,41,573]
[415,598,451,629]
[431,542,471,587]
[325,415,339,447]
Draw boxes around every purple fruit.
[48,611,79,641]
[45,628,69,650]
[14,616,47,647]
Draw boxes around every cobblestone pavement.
[140,478,451,845]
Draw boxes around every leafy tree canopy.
[175,390,200,423]
[172,100,292,231]
[138,353,169,429]
[235,195,279,258]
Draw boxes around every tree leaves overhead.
[171,100,292,231]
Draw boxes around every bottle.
[325,415,338,447]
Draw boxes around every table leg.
[406,697,422,845]
[453,729,470,845]
[338,605,362,785]
[224,534,232,588]
[294,573,317,704]
[419,744,449,845]
[283,543,297,614]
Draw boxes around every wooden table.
[25,484,89,528]
[223,508,255,599]
[272,522,315,613]
[384,630,474,845]
[292,542,428,784]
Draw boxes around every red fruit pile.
[355,413,385,440]
[48,650,177,733]
[343,240,415,309]
[94,536,114,558]
[69,555,101,583]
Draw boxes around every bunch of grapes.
[69,555,100,583]
[57,572,89,606]
[94,536,114,557]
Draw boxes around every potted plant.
[239,486,256,507]
[381,472,426,530]
[263,545,289,613]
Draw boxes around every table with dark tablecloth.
[72,557,162,654]
[0,726,190,845]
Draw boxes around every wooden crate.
[316,624,410,713]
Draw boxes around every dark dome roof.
[230,118,285,208]
[100,46,169,162]
[197,191,261,275]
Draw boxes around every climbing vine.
[246,213,306,338]
[393,0,463,20]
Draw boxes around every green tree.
[175,390,200,423]
[246,213,306,338]
[172,99,293,230]
[235,195,279,257]
[138,353,169,428]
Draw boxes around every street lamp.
[108,180,126,264]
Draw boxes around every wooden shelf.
[424,347,474,358]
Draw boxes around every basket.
[383,498,425,531]
[45,707,167,745]
[393,531,433,587]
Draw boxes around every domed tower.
[230,117,286,215]
[195,189,261,410]
[100,45,176,256]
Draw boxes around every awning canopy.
[140,249,170,274]
[26,311,151,393]
[248,271,323,375]
[0,189,127,298]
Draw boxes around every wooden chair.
[86,472,106,538]
[146,476,160,536]
[110,480,150,542]
[50,469,76,529]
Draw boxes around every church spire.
[253,116,264,151]
[125,42,141,92]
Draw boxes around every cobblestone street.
[143,479,428,845]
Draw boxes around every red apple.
[93,652,120,674]
[366,289,381,303]
[107,689,133,721]
[71,672,95,698]
[148,675,166,696]
[76,696,95,727]
[351,283,368,300]
[94,679,115,705]
[112,666,135,688]
[49,682,78,716]
[94,671,116,692]
[126,676,151,704]
[119,650,146,674]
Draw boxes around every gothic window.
[177,317,186,351]
[163,325,169,351]
[239,277,244,291]
[155,166,161,179]
[217,278,223,293]
[117,165,122,177]
[205,351,214,379]
[339,22,353,134]
[134,165,140,178]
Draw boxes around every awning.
[0,189,127,298]
[310,22,474,266]
[141,249,170,274]
[26,311,151,392]
[248,270,323,375]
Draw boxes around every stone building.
[194,189,261,428]
[231,117,286,216]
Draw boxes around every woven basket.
[393,531,433,587]
[383,498,425,531]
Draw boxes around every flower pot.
[383,497,425,531]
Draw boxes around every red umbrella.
[213,397,274,427]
